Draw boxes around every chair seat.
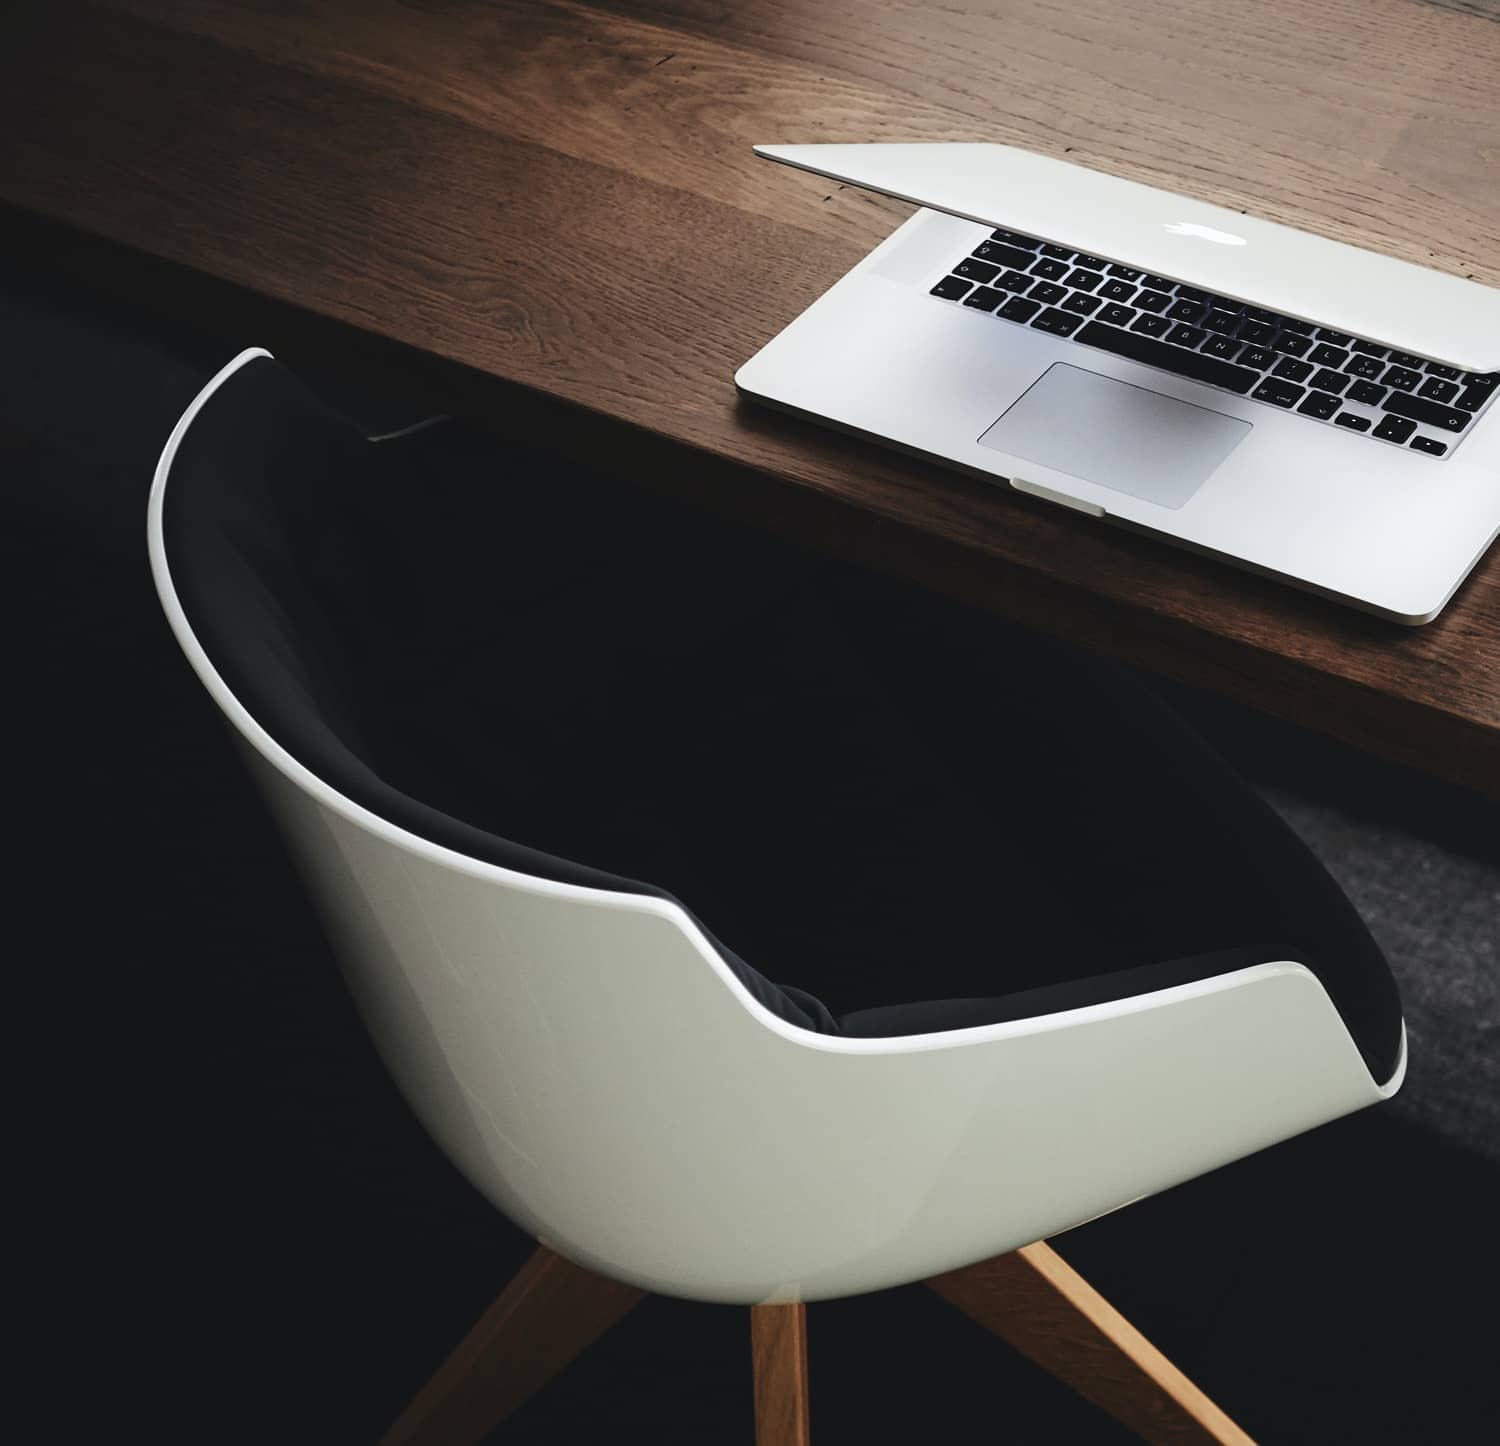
[161,355,1402,1080]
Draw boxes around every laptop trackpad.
[978,363,1252,510]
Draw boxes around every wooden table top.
[5,0,1499,792]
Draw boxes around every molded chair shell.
[148,349,1403,1307]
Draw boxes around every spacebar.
[1074,322,1260,395]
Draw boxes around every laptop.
[735,144,1500,624]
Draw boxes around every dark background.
[9,214,1497,1444]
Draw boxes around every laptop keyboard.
[930,230,1498,458]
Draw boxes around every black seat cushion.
[161,356,1403,1081]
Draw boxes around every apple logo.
[1164,221,1247,246]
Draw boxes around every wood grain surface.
[3,0,1498,789]
[377,1245,644,1446]
[750,1302,812,1446]
[928,1241,1255,1444]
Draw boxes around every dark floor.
[9,256,1498,1445]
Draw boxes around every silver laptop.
[736,144,1500,624]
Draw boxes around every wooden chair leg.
[926,1242,1254,1445]
[379,1245,645,1446]
[750,1302,812,1446]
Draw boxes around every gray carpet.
[1268,783,1498,1156]
[1161,685,1500,1162]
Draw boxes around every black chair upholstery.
[163,356,1403,1081]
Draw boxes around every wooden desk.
[5,0,1499,792]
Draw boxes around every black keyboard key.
[1239,345,1277,370]
[1238,320,1277,345]
[1167,299,1205,322]
[1462,371,1498,392]
[1031,306,1084,337]
[1309,343,1350,368]
[1386,351,1422,368]
[997,269,1033,292]
[961,284,1006,312]
[1106,265,1142,281]
[1316,328,1353,346]
[999,295,1042,323]
[1030,281,1067,305]
[1201,335,1241,359]
[1134,290,1172,313]
[1077,319,1259,393]
[1174,285,1209,303]
[1275,332,1313,357]
[1140,274,1175,291]
[1063,291,1103,314]
[1243,307,1278,323]
[1073,253,1109,270]
[953,258,1001,284]
[1098,279,1136,302]
[1410,436,1448,456]
[1419,376,1459,403]
[1347,380,1386,406]
[1424,362,1460,380]
[1252,377,1305,408]
[1383,391,1471,433]
[1275,318,1316,334]
[1310,368,1349,394]
[931,275,973,301]
[1344,355,1384,379]
[1352,340,1387,357]
[974,240,1037,270]
[1298,391,1340,420]
[1334,412,1371,431]
[1066,268,1105,291]
[1098,303,1136,327]
[1202,310,1239,334]
[1031,257,1070,280]
[1168,324,1206,348]
[1374,415,1416,444]
[1383,365,1420,391]
[1273,356,1313,382]
[1039,243,1074,260]
[1456,377,1497,412]
[991,229,1040,248]
[1131,313,1173,337]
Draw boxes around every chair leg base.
[381,1239,1252,1446]
[925,1241,1255,1445]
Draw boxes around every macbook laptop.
[735,143,1500,624]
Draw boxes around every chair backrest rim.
[146,347,1407,1082]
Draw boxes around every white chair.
[149,349,1405,1445]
